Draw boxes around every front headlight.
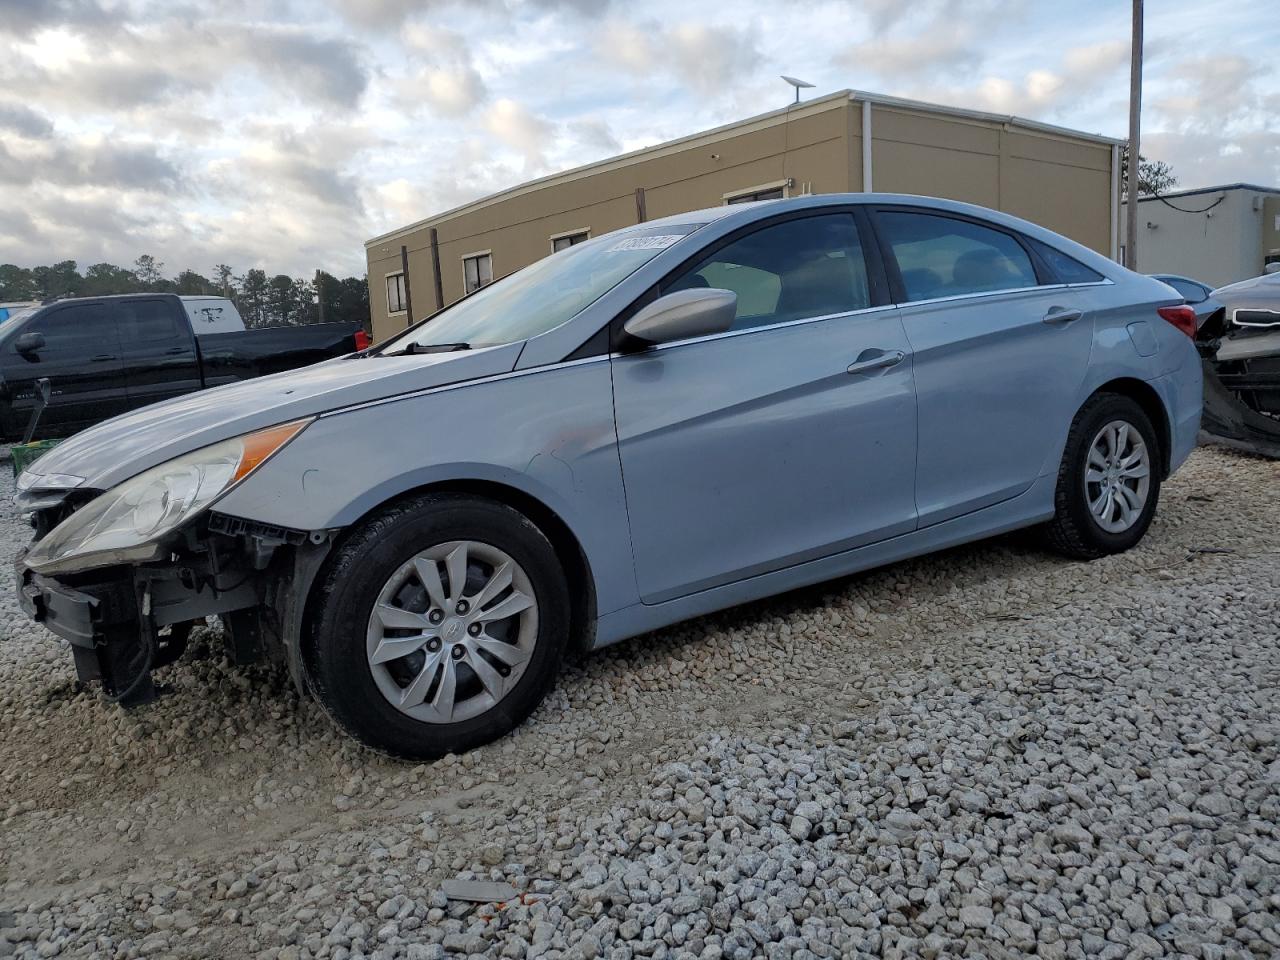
[25,419,310,575]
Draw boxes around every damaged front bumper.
[11,512,335,706]
[1198,310,1280,458]
[14,550,192,704]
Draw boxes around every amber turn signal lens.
[231,419,311,484]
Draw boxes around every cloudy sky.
[0,0,1274,278]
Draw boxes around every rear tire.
[307,494,570,760]
[1042,393,1162,560]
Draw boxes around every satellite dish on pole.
[781,76,815,105]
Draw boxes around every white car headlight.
[25,420,310,575]
[16,470,85,493]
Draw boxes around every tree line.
[0,256,369,330]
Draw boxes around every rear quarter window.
[879,211,1039,302]
[1028,239,1105,284]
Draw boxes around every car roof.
[1150,273,1208,285]
[656,193,1115,268]
[39,293,178,305]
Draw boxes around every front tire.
[1042,393,1162,560]
[307,494,570,760]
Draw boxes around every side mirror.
[623,288,738,346]
[1265,262,1280,275]
[15,332,45,355]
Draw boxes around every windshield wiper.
[384,341,472,356]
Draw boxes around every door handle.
[164,347,186,355]
[1043,306,1083,324]
[90,355,116,362]
[847,349,906,375]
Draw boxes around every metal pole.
[399,244,414,327]
[429,228,444,311]
[315,269,325,324]
[1125,0,1143,270]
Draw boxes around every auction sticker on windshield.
[607,235,685,252]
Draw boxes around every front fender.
[211,358,640,617]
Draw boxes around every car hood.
[1214,272,1280,306]
[20,343,522,495]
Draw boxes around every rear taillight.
[354,330,371,351]
[1157,305,1197,339]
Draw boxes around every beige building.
[365,89,1123,341]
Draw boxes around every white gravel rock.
[2,448,1280,959]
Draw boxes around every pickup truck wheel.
[307,495,570,760]
[1042,393,1162,560]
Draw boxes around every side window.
[879,212,1038,302]
[116,300,185,342]
[1027,238,1106,285]
[1165,278,1208,303]
[665,214,870,331]
[16,304,117,357]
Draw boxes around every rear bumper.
[1149,360,1203,475]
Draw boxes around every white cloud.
[837,32,978,79]
[0,0,1273,281]
[421,67,488,116]
[898,39,1130,118]
[1144,56,1279,188]
[484,98,555,170]
[597,18,762,95]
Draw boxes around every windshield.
[380,223,703,352]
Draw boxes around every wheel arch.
[299,477,598,667]
[1087,377,1173,478]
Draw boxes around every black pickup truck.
[0,293,367,442]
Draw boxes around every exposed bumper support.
[1200,359,1280,458]
[12,516,335,705]
[15,551,134,649]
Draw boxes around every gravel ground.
[1,447,1279,960]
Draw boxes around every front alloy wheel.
[367,541,538,723]
[308,495,570,759]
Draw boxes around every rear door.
[871,207,1096,526]
[114,297,202,410]
[3,301,130,437]
[611,209,919,604]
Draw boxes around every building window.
[463,252,493,295]
[551,230,589,252]
[724,181,789,205]
[386,273,407,314]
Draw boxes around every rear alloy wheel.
[1043,394,1162,559]
[308,495,569,759]
[1083,420,1152,534]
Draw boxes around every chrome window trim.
[622,303,900,354]
[612,277,1117,355]
[896,283,1062,308]
[893,278,1113,310]
[320,355,612,417]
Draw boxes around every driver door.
[611,211,919,604]
[6,301,130,438]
